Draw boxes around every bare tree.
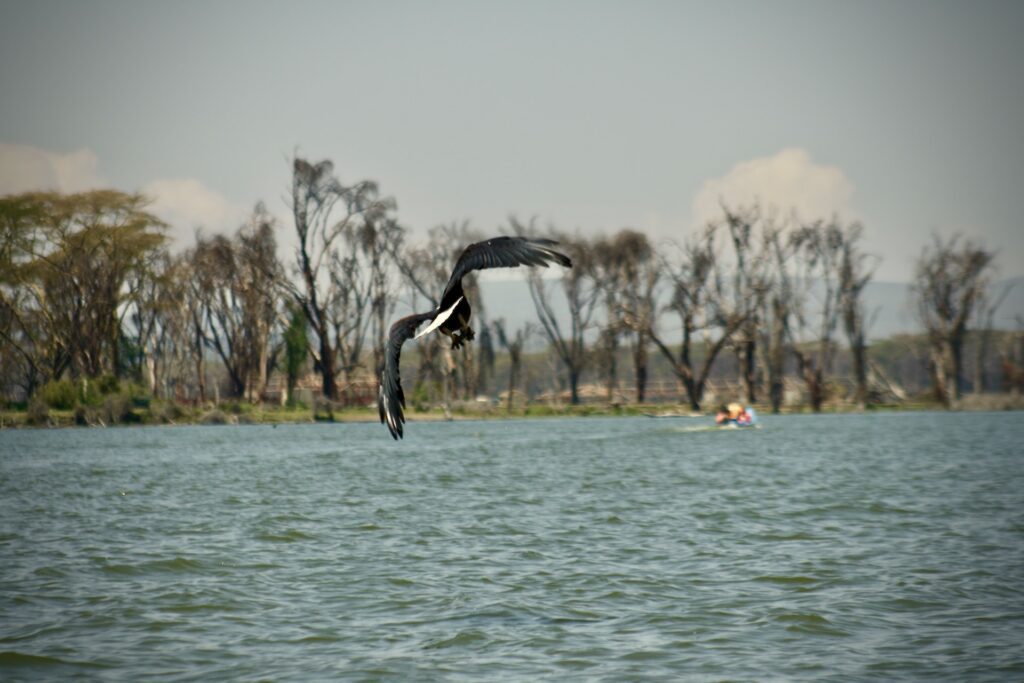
[755,218,795,414]
[591,235,624,402]
[719,205,771,404]
[597,229,658,404]
[837,222,877,409]
[392,221,484,408]
[970,283,1013,394]
[789,217,846,412]
[643,225,746,411]
[521,223,599,405]
[333,216,406,403]
[284,157,394,400]
[187,206,282,400]
[913,234,995,405]
[493,318,532,412]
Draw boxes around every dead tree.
[592,229,657,403]
[912,234,995,405]
[643,226,747,411]
[284,157,394,400]
[837,222,876,409]
[789,218,846,412]
[522,225,598,405]
[756,219,796,414]
[719,205,771,404]
[494,318,532,412]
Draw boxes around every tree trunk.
[319,334,338,401]
[738,338,757,404]
[634,333,648,403]
[507,359,520,413]
[851,338,868,409]
[682,374,702,412]
[568,368,581,405]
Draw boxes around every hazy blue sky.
[1,0,1022,281]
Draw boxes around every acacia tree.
[913,234,995,405]
[124,250,186,397]
[0,191,166,390]
[285,157,395,400]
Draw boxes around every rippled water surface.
[2,411,1023,680]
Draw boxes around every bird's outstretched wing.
[379,311,434,440]
[439,236,572,306]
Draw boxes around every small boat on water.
[713,403,758,428]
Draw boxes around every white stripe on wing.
[414,296,463,340]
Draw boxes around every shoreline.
[2,394,1022,430]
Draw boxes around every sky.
[1,0,1022,283]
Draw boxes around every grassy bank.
[3,392,1022,429]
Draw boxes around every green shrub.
[37,379,78,410]
[97,374,120,395]
[149,400,185,423]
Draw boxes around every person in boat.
[719,402,757,427]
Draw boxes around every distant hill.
[472,275,1024,345]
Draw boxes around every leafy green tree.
[283,302,308,405]
[0,191,166,396]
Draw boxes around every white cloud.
[0,143,247,249]
[142,178,247,248]
[692,148,854,226]
[0,143,106,194]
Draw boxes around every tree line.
[1,156,1016,417]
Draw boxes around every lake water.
[1,411,1022,681]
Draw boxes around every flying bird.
[379,236,572,439]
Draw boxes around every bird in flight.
[379,236,572,439]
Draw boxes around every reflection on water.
[1,411,1023,680]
